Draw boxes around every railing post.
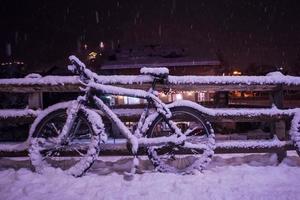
[214,91,229,107]
[28,92,43,109]
[270,85,286,163]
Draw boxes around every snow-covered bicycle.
[29,56,215,177]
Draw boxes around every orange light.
[176,94,183,100]
[232,70,242,76]
[88,52,97,60]
[187,91,193,96]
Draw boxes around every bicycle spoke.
[147,107,215,173]
[184,127,197,135]
[50,122,60,135]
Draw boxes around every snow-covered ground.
[1,152,300,200]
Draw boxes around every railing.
[0,74,300,158]
[0,74,299,112]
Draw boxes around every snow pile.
[266,71,284,77]
[24,73,42,79]
[140,67,169,75]
[0,153,300,200]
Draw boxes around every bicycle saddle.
[140,67,169,79]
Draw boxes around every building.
[96,45,224,107]
[101,57,222,76]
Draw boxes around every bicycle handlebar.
[68,55,86,73]
[68,55,170,91]
[68,55,93,83]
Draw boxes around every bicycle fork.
[56,100,82,145]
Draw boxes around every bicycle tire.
[146,106,215,174]
[29,102,106,177]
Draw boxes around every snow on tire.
[29,101,107,177]
[146,106,215,174]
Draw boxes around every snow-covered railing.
[0,73,300,156]
[0,72,300,93]
[0,73,299,108]
[0,109,39,122]
[0,73,299,128]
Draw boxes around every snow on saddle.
[140,67,169,79]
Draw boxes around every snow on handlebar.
[68,55,96,83]
[68,55,86,73]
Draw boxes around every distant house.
[0,60,26,78]
[99,44,224,76]
[95,45,224,107]
[101,57,223,76]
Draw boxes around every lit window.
[198,92,205,102]
[187,91,193,96]
[167,94,172,102]
[232,70,242,76]
[176,94,183,100]
[88,52,97,60]
[124,96,140,104]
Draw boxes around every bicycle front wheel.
[29,102,106,177]
[146,106,215,174]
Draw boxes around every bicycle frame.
[64,68,186,155]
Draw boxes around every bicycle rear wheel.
[146,106,215,174]
[29,103,106,177]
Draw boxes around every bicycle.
[29,55,216,177]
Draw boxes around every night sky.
[0,0,300,72]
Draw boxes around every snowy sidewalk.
[0,153,300,200]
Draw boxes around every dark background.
[0,0,300,73]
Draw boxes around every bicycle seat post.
[151,78,158,92]
[140,67,169,96]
